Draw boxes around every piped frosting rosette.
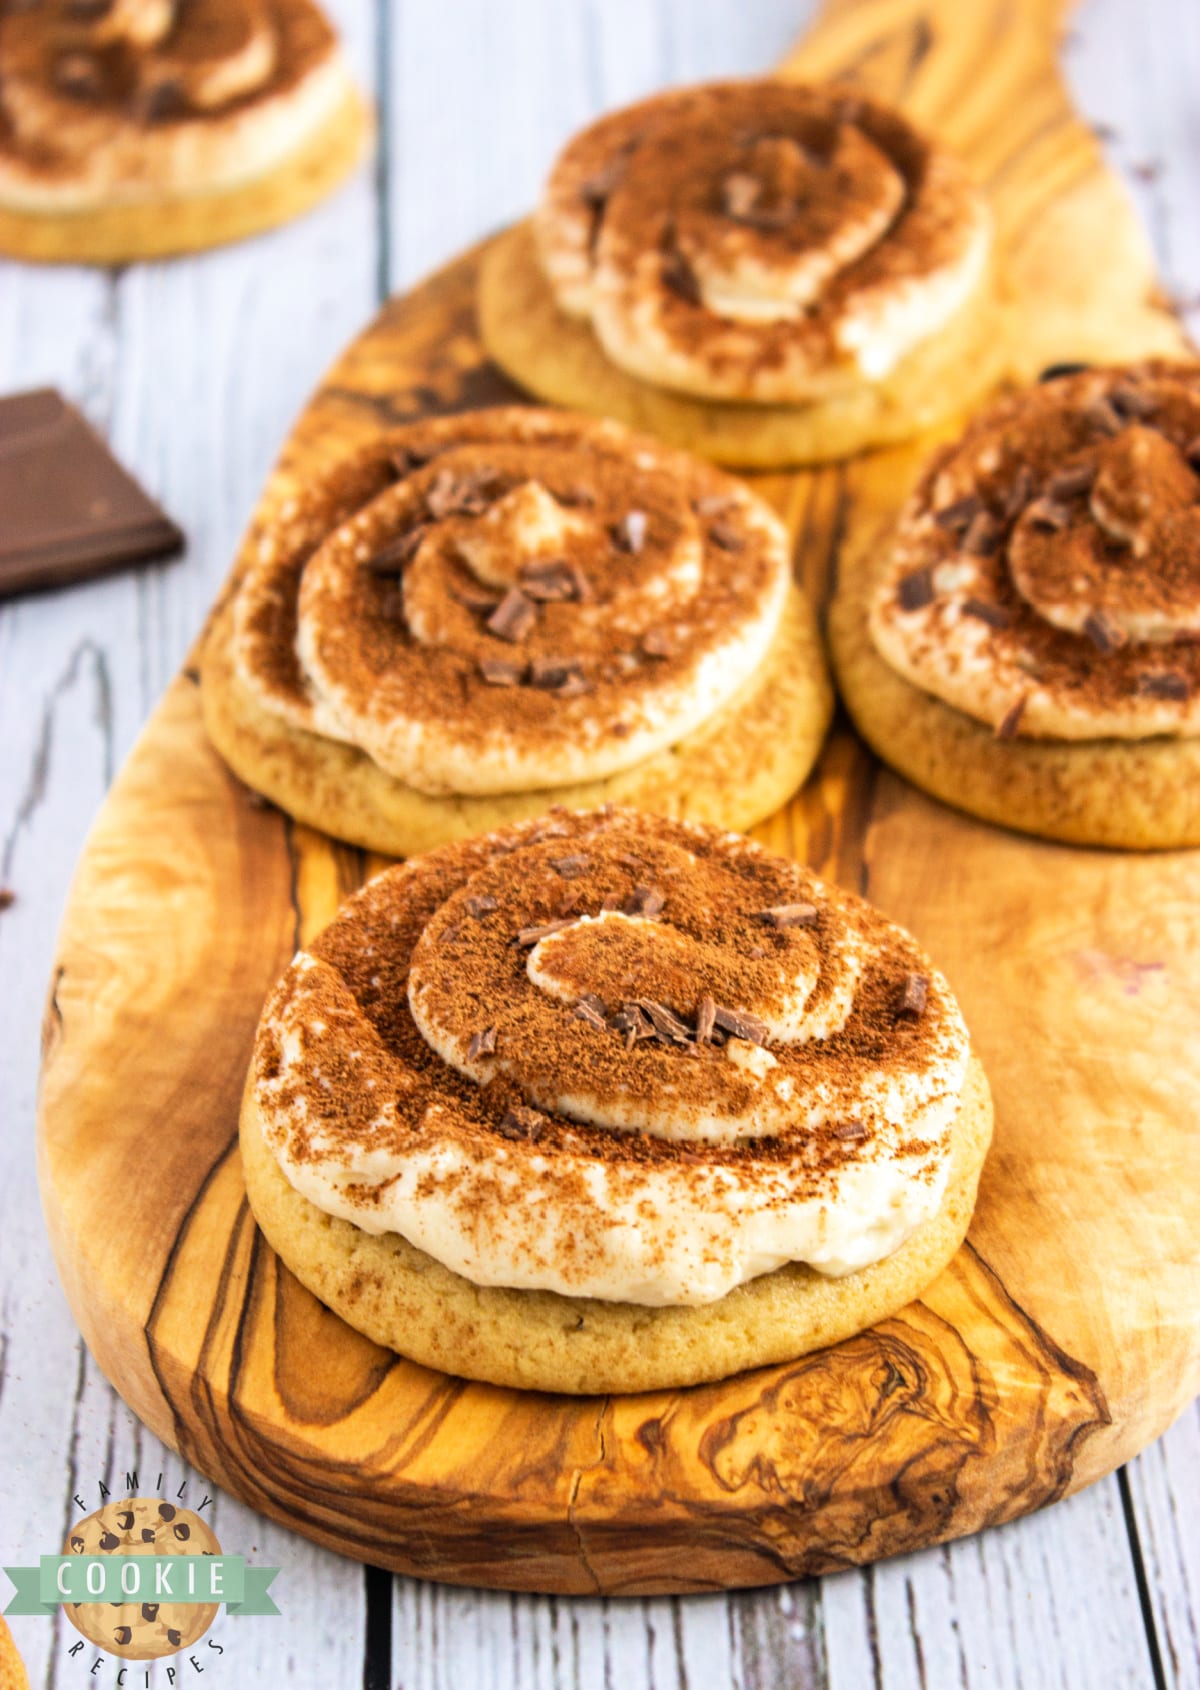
[0,0,351,208]
[232,407,792,798]
[534,80,991,404]
[870,363,1200,739]
[253,809,972,1308]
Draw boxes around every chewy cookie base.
[830,538,1200,849]
[200,580,833,857]
[478,220,1005,470]
[0,87,371,265]
[240,1056,992,1395]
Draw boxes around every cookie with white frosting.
[0,0,370,262]
[479,80,1000,467]
[202,406,832,855]
[240,807,992,1393]
[832,361,1200,847]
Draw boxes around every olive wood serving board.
[38,0,1200,1594]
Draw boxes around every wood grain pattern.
[34,0,1200,1602]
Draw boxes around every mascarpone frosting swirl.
[233,407,791,797]
[870,362,1200,739]
[0,0,352,209]
[253,808,972,1306]
[534,79,991,404]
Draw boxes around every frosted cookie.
[61,1498,220,1660]
[0,0,370,263]
[479,80,1000,468]
[202,406,832,855]
[831,361,1200,847]
[241,807,993,1394]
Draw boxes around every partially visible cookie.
[832,361,1200,848]
[0,0,371,263]
[0,1615,29,1690]
[61,1499,220,1662]
[479,81,1002,467]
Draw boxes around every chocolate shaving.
[550,854,591,879]
[389,446,429,478]
[708,521,744,552]
[896,973,928,1019]
[756,903,818,928]
[486,588,538,643]
[1083,609,1128,653]
[1110,382,1159,420]
[497,1107,546,1142]
[694,494,735,518]
[366,526,426,575]
[1083,396,1124,437]
[468,1026,498,1060]
[53,52,102,100]
[463,894,497,918]
[613,1004,655,1050]
[1045,463,1097,500]
[636,999,693,1043]
[1135,671,1191,701]
[614,510,648,553]
[934,494,983,534]
[573,998,608,1031]
[712,1005,769,1046]
[962,511,1003,556]
[898,569,935,612]
[426,467,496,518]
[640,628,675,659]
[438,923,461,946]
[0,889,13,912]
[962,597,1012,629]
[515,918,575,947]
[695,996,716,1045]
[722,171,763,220]
[478,657,525,686]
[1038,362,1091,383]
[625,884,666,919]
[139,78,186,122]
[600,893,623,913]
[832,1121,869,1142]
[996,695,1028,739]
[1026,497,1072,531]
[529,655,586,692]
[519,560,589,602]
[662,247,702,306]
[1004,467,1035,520]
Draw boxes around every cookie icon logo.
[61,1499,221,1661]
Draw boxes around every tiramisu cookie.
[241,807,993,1394]
[832,361,1200,847]
[0,0,370,263]
[202,407,832,855]
[0,1615,29,1690]
[61,1498,220,1660]
[479,80,1000,468]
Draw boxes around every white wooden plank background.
[1,2,1197,1686]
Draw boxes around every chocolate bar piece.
[0,388,183,598]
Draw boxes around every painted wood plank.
[0,5,381,1687]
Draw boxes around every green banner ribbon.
[4,1557,279,1618]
